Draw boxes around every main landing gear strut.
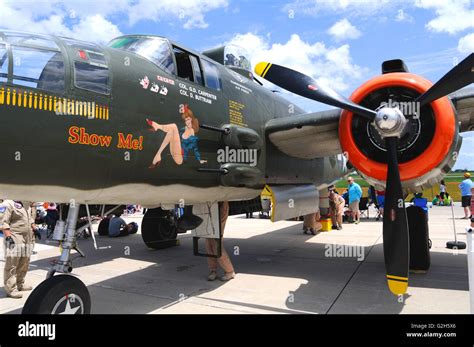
[22,202,203,314]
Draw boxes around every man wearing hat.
[459,172,473,219]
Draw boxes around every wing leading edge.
[266,109,342,159]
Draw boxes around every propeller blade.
[254,62,377,120]
[383,137,410,296]
[416,53,474,107]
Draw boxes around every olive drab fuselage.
[0,32,345,205]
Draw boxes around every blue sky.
[1,0,473,169]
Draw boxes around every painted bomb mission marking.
[0,87,110,121]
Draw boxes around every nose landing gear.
[22,202,91,314]
[22,275,90,314]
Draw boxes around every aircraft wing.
[266,89,474,160]
[450,89,474,133]
[265,109,342,159]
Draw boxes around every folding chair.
[358,197,370,219]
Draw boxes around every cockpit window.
[0,44,8,83]
[108,36,175,75]
[202,59,222,91]
[63,39,105,63]
[74,61,109,95]
[12,46,64,93]
[224,45,252,72]
[64,39,110,95]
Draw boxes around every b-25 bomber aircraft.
[0,30,473,313]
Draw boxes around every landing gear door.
[191,202,222,258]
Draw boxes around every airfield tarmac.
[0,204,471,314]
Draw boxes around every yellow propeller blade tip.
[387,276,408,296]
[255,62,271,78]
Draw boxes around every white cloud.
[285,1,473,36]
[0,2,123,44]
[225,32,367,93]
[61,1,131,19]
[70,15,123,43]
[327,19,361,41]
[0,0,228,45]
[417,0,474,74]
[458,33,474,53]
[283,0,473,63]
[127,0,228,29]
[283,0,392,17]
[414,0,474,34]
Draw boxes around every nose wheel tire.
[22,275,90,314]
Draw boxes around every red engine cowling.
[339,73,462,191]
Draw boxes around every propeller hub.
[374,107,407,138]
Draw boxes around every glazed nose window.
[5,32,59,50]
[0,44,7,83]
[11,46,65,93]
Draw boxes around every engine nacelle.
[339,73,462,192]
